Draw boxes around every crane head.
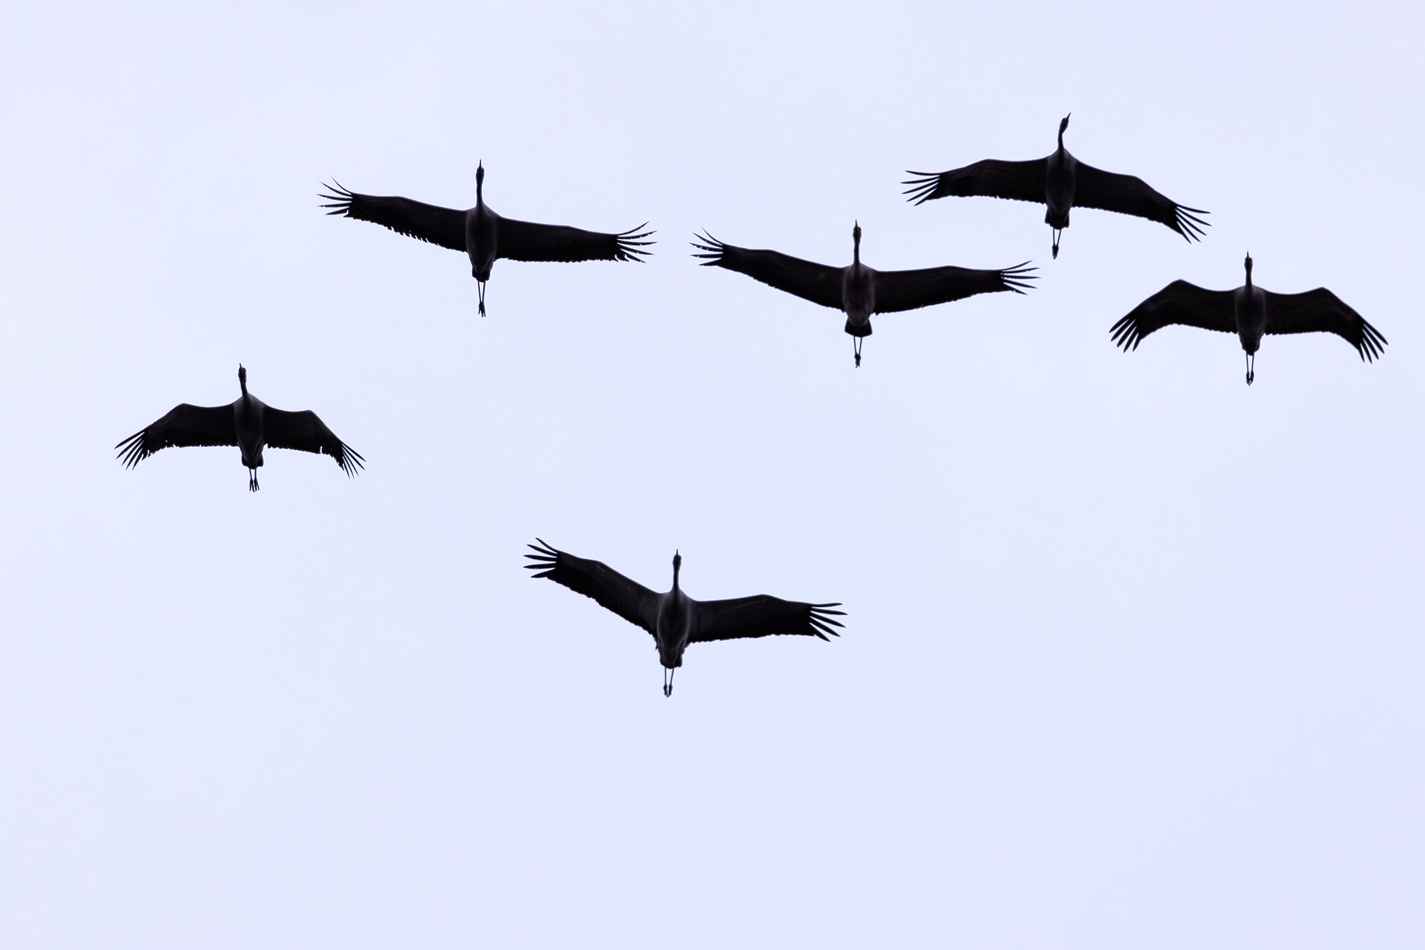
[852,221,861,245]
[1059,113,1071,134]
[476,161,484,192]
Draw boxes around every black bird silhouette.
[525,540,844,697]
[1110,254,1386,384]
[320,163,653,315]
[116,365,363,491]
[692,223,1035,366]
[904,114,1208,259]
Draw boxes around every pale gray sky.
[1,1,1422,947]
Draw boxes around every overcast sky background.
[1,1,1422,947]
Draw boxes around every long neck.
[1244,264,1253,290]
[672,563,680,592]
[852,234,861,266]
[239,375,248,397]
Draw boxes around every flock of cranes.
[115,115,1388,694]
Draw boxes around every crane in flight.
[116,365,363,491]
[1110,254,1386,384]
[904,114,1208,259]
[321,163,653,315]
[526,540,844,697]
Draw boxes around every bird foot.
[1246,372,1254,385]
[854,353,861,368]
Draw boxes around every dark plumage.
[116,365,363,491]
[526,540,844,696]
[692,222,1035,366]
[320,163,653,315]
[1110,254,1386,384]
[904,114,1208,259]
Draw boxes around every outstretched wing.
[903,157,1049,206]
[525,539,660,636]
[497,218,653,263]
[691,232,845,310]
[1110,280,1236,351]
[873,262,1036,314]
[115,403,237,468]
[1072,162,1209,242]
[319,182,466,251]
[1265,288,1387,362]
[691,595,845,643]
[263,407,364,477]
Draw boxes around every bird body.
[525,541,844,696]
[1043,122,1076,235]
[654,563,693,671]
[693,223,1034,366]
[905,114,1208,259]
[321,163,653,316]
[841,230,876,332]
[1233,276,1268,358]
[464,178,498,282]
[1110,255,1387,384]
[232,378,264,472]
[116,365,363,491]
